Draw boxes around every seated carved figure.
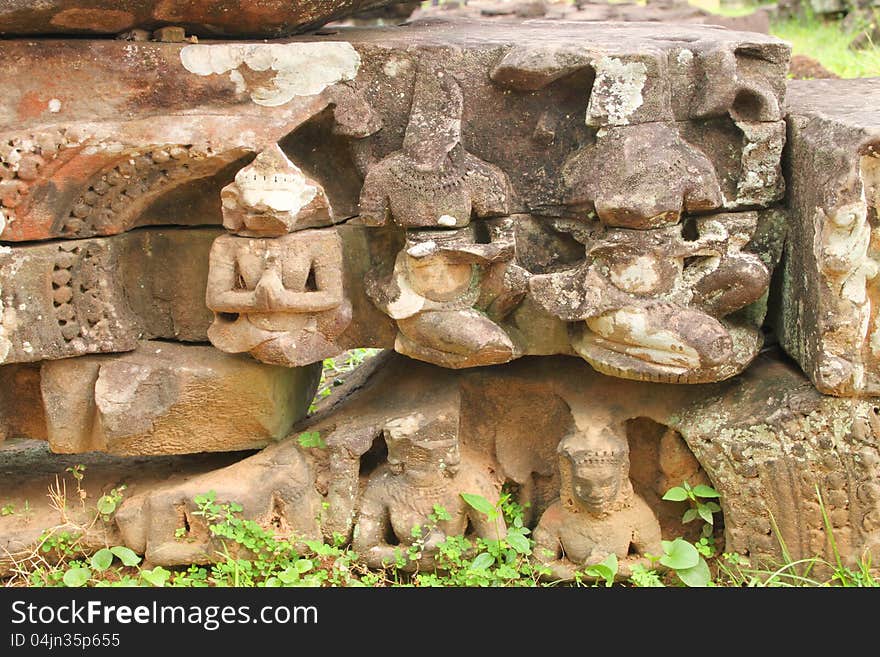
[533,428,662,582]
[358,58,511,228]
[206,144,351,367]
[529,213,769,383]
[116,441,321,567]
[352,415,506,571]
[365,219,528,368]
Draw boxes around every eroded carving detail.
[564,123,722,229]
[814,200,880,393]
[532,426,662,581]
[207,145,350,367]
[116,441,321,566]
[530,212,770,382]
[366,218,528,368]
[358,59,511,228]
[352,412,505,571]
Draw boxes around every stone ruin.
[1,2,879,582]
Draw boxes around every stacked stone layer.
[1,16,879,573]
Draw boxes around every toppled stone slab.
[26,340,320,455]
[0,39,360,241]
[0,21,788,243]
[0,0,407,37]
[0,228,220,364]
[89,348,880,570]
[0,442,248,576]
[775,79,880,397]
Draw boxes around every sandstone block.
[776,79,880,396]
[0,228,220,364]
[0,1,406,37]
[39,341,321,455]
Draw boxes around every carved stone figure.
[206,145,351,367]
[532,428,663,582]
[352,413,506,571]
[778,79,880,396]
[358,58,511,228]
[116,440,321,566]
[530,212,770,382]
[366,218,528,368]
[220,144,333,236]
[564,123,722,229]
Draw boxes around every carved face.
[566,457,625,514]
[558,429,629,513]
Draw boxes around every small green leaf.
[659,538,700,570]
[584,553,619,587]
[461,493,497,519]
[692,485,720,499]
[470,552,495,571]
[682,508,699,524]
[295,559,313,574]
[140,566,169,587]
[90,548,114,572]
[110,546,141,567]
[63,567,91,588]
[698,505,715,524]
[662,487,689,502]
[297,431,327,449]
[676,556,712,587]
[705,502,722,513]
[506,530,530,554]
[96,496,117,516]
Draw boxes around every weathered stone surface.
[0,39,361,241]
[776,79,880,397]
[0,22,788,244]
[527,210,782,383]
[0,228,220,364]
[676,353,880,569]
[97,348,880,570]
[0,444,248,575]
[116,442,322,565]
[412,0,774,33]
[0,364,46,443]
[532,427,663,582]
[0,1,406,37]
[309,350,880,569]
[33,340,321,455]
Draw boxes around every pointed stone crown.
[558,429,628,466]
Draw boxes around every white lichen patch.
[610,255,660,294]
[586,308,700,368]
[676,49,694,67]
[587,57,647,126]
[406,240,438,258]
[386,265,426,320]
[232,146,318,214]
[180,42,361,107]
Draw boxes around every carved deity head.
[383,414,461,480]
[558,427,631,516]
[221,144,332,237]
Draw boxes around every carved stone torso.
[373,467,472,544]
[539,495,657,564]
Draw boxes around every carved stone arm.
[206,242,258,312]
